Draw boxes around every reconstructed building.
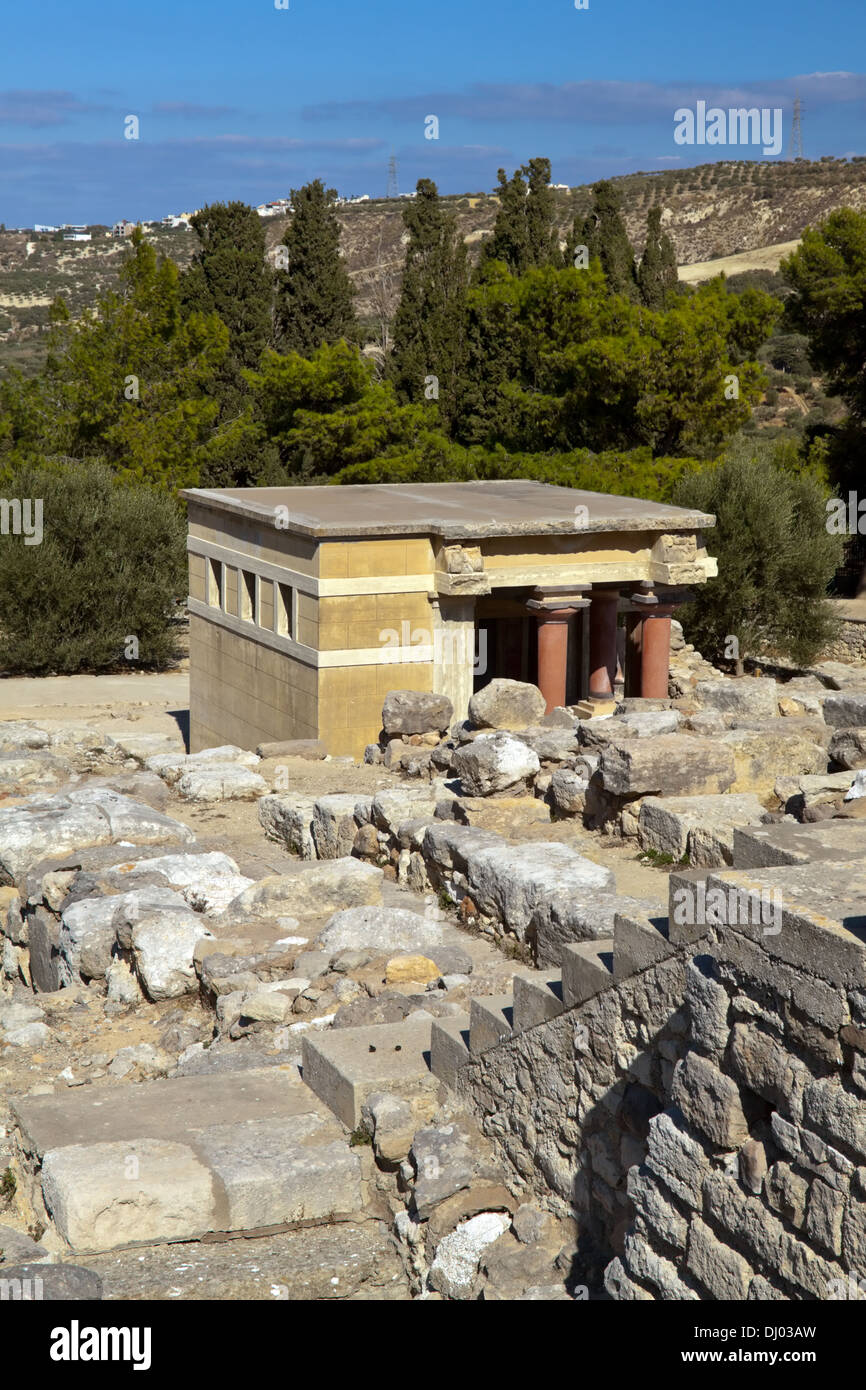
[182,480,717,758]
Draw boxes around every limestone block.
[193,1114,361,1227]
[258,794,318,859]
[468,679,546,731]
[599,736,735,798]
[645,1111,711,1209]
[695,677,779,719]
[672,1053,749,1149]
[687,1216,753,1299]
[639,793,765,866]
[41,1139,216,1252]
[382,691,453,737]
[452,732,540,797]
[224,859,383,920]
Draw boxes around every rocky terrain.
[3,157,866,377]
[2,624,866,1300]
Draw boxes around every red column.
[588,591,620,701]
[535,608,573,712]
[640,607,674,699]
[625,612,643,697]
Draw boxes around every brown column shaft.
[588,592,620,700]
[640,607,674,699]
[625,612,643,697]
[535,609,573,712]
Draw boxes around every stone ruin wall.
[451,870,866,1301]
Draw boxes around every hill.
[2,157,866,377]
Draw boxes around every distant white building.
[112,219,135,238]
[34,224,58,233]
[63,232,91,242]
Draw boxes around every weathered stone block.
[687,1215,753,1299]
[600,736,735,798]
[672,1052,749,1150]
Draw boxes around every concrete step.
[301,1015,435,1129]
[469,994,514,1054]
[513,971,564,1031]
[11,1065,363,1256]
[613,910,674,982]
[561,938,614,1008]
[429,1013,471,1090]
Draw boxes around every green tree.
[0,229,230,492]
[636,206,678,310]
[0,462,186,674]
[181,201,272,368]
[390,179,469,426]
[273,180,357,355]
[178,201,278,488]
[453,264,772,457]
[573,180,637,297]
[782,209,866,417]
[672,439,842,670]
[479,158,558,276]
[247,339,447,481]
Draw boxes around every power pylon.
[386,151,399,200]
[789,96,805,161]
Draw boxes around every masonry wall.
[189,612,318,753]
[453,876,866,1300]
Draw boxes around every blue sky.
[2,0,865,225]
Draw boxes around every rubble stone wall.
[453,879,866,1300]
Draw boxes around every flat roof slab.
[183,480,715,541]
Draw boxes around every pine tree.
[181,201,272,368]
[390,179,468,423]
[637,206,678,310]
[273,180,356,355]
[574,180,637,298]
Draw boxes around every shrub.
[0,462,186,674]
[672,440,843,669]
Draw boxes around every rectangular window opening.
[207,558,223,608]
[276,582,293,638]
[241,569,256,623]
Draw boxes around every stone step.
[560,938,614,1008]
[301,1015,436,1129]
[469,994,514,1054]
[613,910,674,982]
[512,971,564,1031]
[11,1065,363,1256]
[429,1013,472,1090]
[733,818,866,870]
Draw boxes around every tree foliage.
[0,230,231,491]
[273,180,357,356]
[636,206,678,310]
[572,180,637,298]
[672,439,842,668]
[480,158,558,277]
[0,462,186,674]
[389,179,469,425]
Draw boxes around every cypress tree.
[274,180,356,355]
[574,180,637,297]
[480,158,557,276]
[390,179,468,425]
[181,201,272,368]
[637,205,678,310]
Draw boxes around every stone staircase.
[10,814,866,1268]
